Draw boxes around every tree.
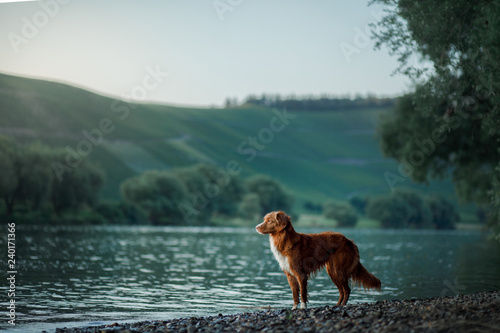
[17,144,53,212]
[349,196,368,215]
[323,201,358,227]
[0,138,54,216]
[238,193,262,222]
[371,0,500,239]
[366,195,410,229]
[174,163,246,223]
[425,195,459,230]
[193,164,245,217]
[50,152,105,215]
[246,175,293,216]
[174,165,213,223]
[396,190,432,228]
[120,170,188,225]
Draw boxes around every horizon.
[0,0,418,108]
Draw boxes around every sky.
[0,0,415,107]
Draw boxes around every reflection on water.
[1,226,499,332]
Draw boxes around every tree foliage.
[120,170,188,225]
[425,195,460,230]
[371,0,500,238]
[349,196,368,215]
[246,175,294,216]
[50,152,104,215]
[0,136,105,219]
[366,195,411,229]
[173,164,246,224]
[191,164,245,217]
[238,193,262,222]
[323,201,358,227]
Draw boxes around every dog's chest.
[270,240,293,275]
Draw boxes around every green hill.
[0,73,459,213]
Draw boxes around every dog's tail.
[352,262,381,290]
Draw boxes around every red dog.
[256,211,381,309]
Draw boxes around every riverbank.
[54,290,499,333]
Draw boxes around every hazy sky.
[0,0,414,107]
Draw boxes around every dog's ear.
[275,211,290,230]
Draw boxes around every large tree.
[371,0,500,239]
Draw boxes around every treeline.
[0,136,104,222]
[119,164,294,225]
[316,189,459,229]
[227,94,396,111]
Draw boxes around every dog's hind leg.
[339,277,351,305]
[326,263,344,306]
[285,272,300,310]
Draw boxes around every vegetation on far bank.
[0,135,462,230]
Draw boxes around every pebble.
[55,290,500,333]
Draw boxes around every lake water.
[1,225,499,332]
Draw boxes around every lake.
[1,225,499,332]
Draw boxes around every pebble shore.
[53,290,499,333]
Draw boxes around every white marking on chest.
[270,241,293,275]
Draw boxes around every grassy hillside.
[0,73,460,213]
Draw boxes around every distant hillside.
[0,73,459,212]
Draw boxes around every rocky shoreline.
[53,290,499,333]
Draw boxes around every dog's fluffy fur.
[256,211,381,309]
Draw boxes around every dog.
[256,211,381,309]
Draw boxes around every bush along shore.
[53,291,499,333]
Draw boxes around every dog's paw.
[291,304,297,310]
[300,302,307,310]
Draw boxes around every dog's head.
[255,211,291,235]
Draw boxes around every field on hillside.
[0,73,463,214]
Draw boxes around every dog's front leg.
[285,272,300,309]
[296,273,308,310]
